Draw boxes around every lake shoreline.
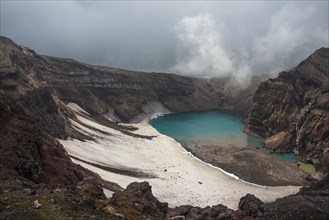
[149,109,310,186]
[60,103,302,209]
[177,139,309,186]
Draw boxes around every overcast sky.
[1,1,328,84]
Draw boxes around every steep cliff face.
[40,55,262,122]
[0,93,85,185]
[0,37,113,186]
[247,48,329,175]
[0,37,48,92]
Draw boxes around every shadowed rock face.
[246,47,329,175]
[0,37,123,187]
[0,91,121,187]
[0,93,81,185]
[41,56,264,121]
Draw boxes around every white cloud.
[172,14,234,77]
[251,2,329,75]
[171,2,328,87]
[1,1,328,84]
[172,14,252,87]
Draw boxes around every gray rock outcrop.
[246,48,329,176]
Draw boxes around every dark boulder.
[111,182,168,218]
[238,194,264,218]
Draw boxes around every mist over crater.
[1,1,328,87]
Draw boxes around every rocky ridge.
[246,47,329,176]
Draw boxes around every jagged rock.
[76,177,105,210]
[246,47,329,175]
[238,194,264,218]
[264,131,293,152]
[78,177,105,198]
[111,182,168,218]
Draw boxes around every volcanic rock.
[246,47,329,175]
[78,177,105,198]
[238,194,264,218]
[111,181,168,218]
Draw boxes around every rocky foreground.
[1,177,328,219]
[1,36,329,219]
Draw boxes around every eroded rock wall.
[38,55,263,122]
[247,48,329,175]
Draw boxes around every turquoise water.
[149,110,296,163]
